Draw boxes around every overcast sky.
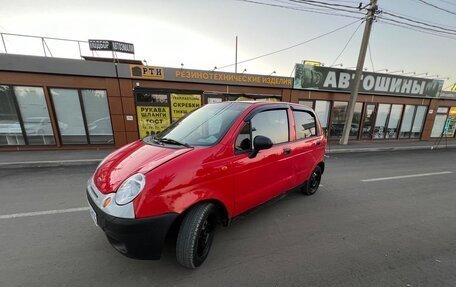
[0,0,455,89]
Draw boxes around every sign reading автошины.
[294,64,444,98]
[88,39,135,54]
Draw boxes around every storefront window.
[50,89,88,144]
[298,100,313,109]
[0,86,25,145]
[430,107,451,138]
[351,103,363,138]
[385,104,403,139]
[399,105,416,138]
[373,104,391,139]
[361,104,376,139]
[314,100,330,136]
[431,114,447,138]
[447,107,456,138]
[329,102,363,139]
[410,106,427,139]
[50,88,114,145]
[82,90,113,144]
[330,102,346,138]
[14,86,55,145]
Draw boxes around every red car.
[87,101,326,268]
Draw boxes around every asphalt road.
[1,149,456,287]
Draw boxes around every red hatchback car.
[87,101,326,268]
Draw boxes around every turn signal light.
[102,197,112,208]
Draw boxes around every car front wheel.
[176,203,217,268]
[302,166,322,196]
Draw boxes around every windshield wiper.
[156,137,192,148]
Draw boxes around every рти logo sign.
[130,65,165,79]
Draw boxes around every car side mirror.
[249,135,273,158]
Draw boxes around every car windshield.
[144,102,251,147]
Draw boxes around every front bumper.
[87,192,178,259]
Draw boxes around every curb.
[0,145,455,168]
[326,145,456,154]
[0,159,102,169]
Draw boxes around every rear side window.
[293,111,317,139]
[251,110,289,144]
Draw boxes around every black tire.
[302,166,322,196]
[176,203,217,269]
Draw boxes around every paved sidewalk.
[0,139,455,168]
[0,149,113,168]
[326,138,456,154]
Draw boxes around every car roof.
[224,101,314,112]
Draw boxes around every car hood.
[93,140,191,194]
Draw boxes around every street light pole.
[340,0,378,145]
[235,36,238,74]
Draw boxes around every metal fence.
[0,33,134,60]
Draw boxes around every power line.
[378,18,456,40]
[289,0,362,10]
[216,18,364,70]
[382,9,456,30]
[379,16,456,36]
[382,10,456,33]
[331,20,364,66]
[434,0,456,7]
[236,0,363,19]
[415,0,456,16]
[287,0,365,15]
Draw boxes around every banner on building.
[126,65,293,88]
[293,64,444,98]
[136,106,170,138]
[88,39,135,54]
[170,94,201,121]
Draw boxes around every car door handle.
[283,148,292,155]
[315,141,322,146]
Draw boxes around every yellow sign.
[451,84,456,91]
[303,60,322,67]
[136,106,170,138]
[130,65,165,79]
[173,70,293,87]
[170,94,201,121]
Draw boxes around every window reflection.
[50,89,87,144]
[14,86,55,145]
[373,104,391,139]
[314,101,330,136]
[329,102,362,139]
[385,104,403,139]
[82,90,113,144]
[399,105,416,138]
[251,110,289,144]
[411,106,427,139]
[293,111,316,139]
[0,86,25,145]
[362,104,376,139]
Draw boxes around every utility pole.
[235,36,238,73]
[339,0,378,145]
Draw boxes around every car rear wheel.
[176,203,217,269]
[302,166,322,196]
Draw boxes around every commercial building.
[0,53,455,151]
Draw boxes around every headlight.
[115,173,146,205]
